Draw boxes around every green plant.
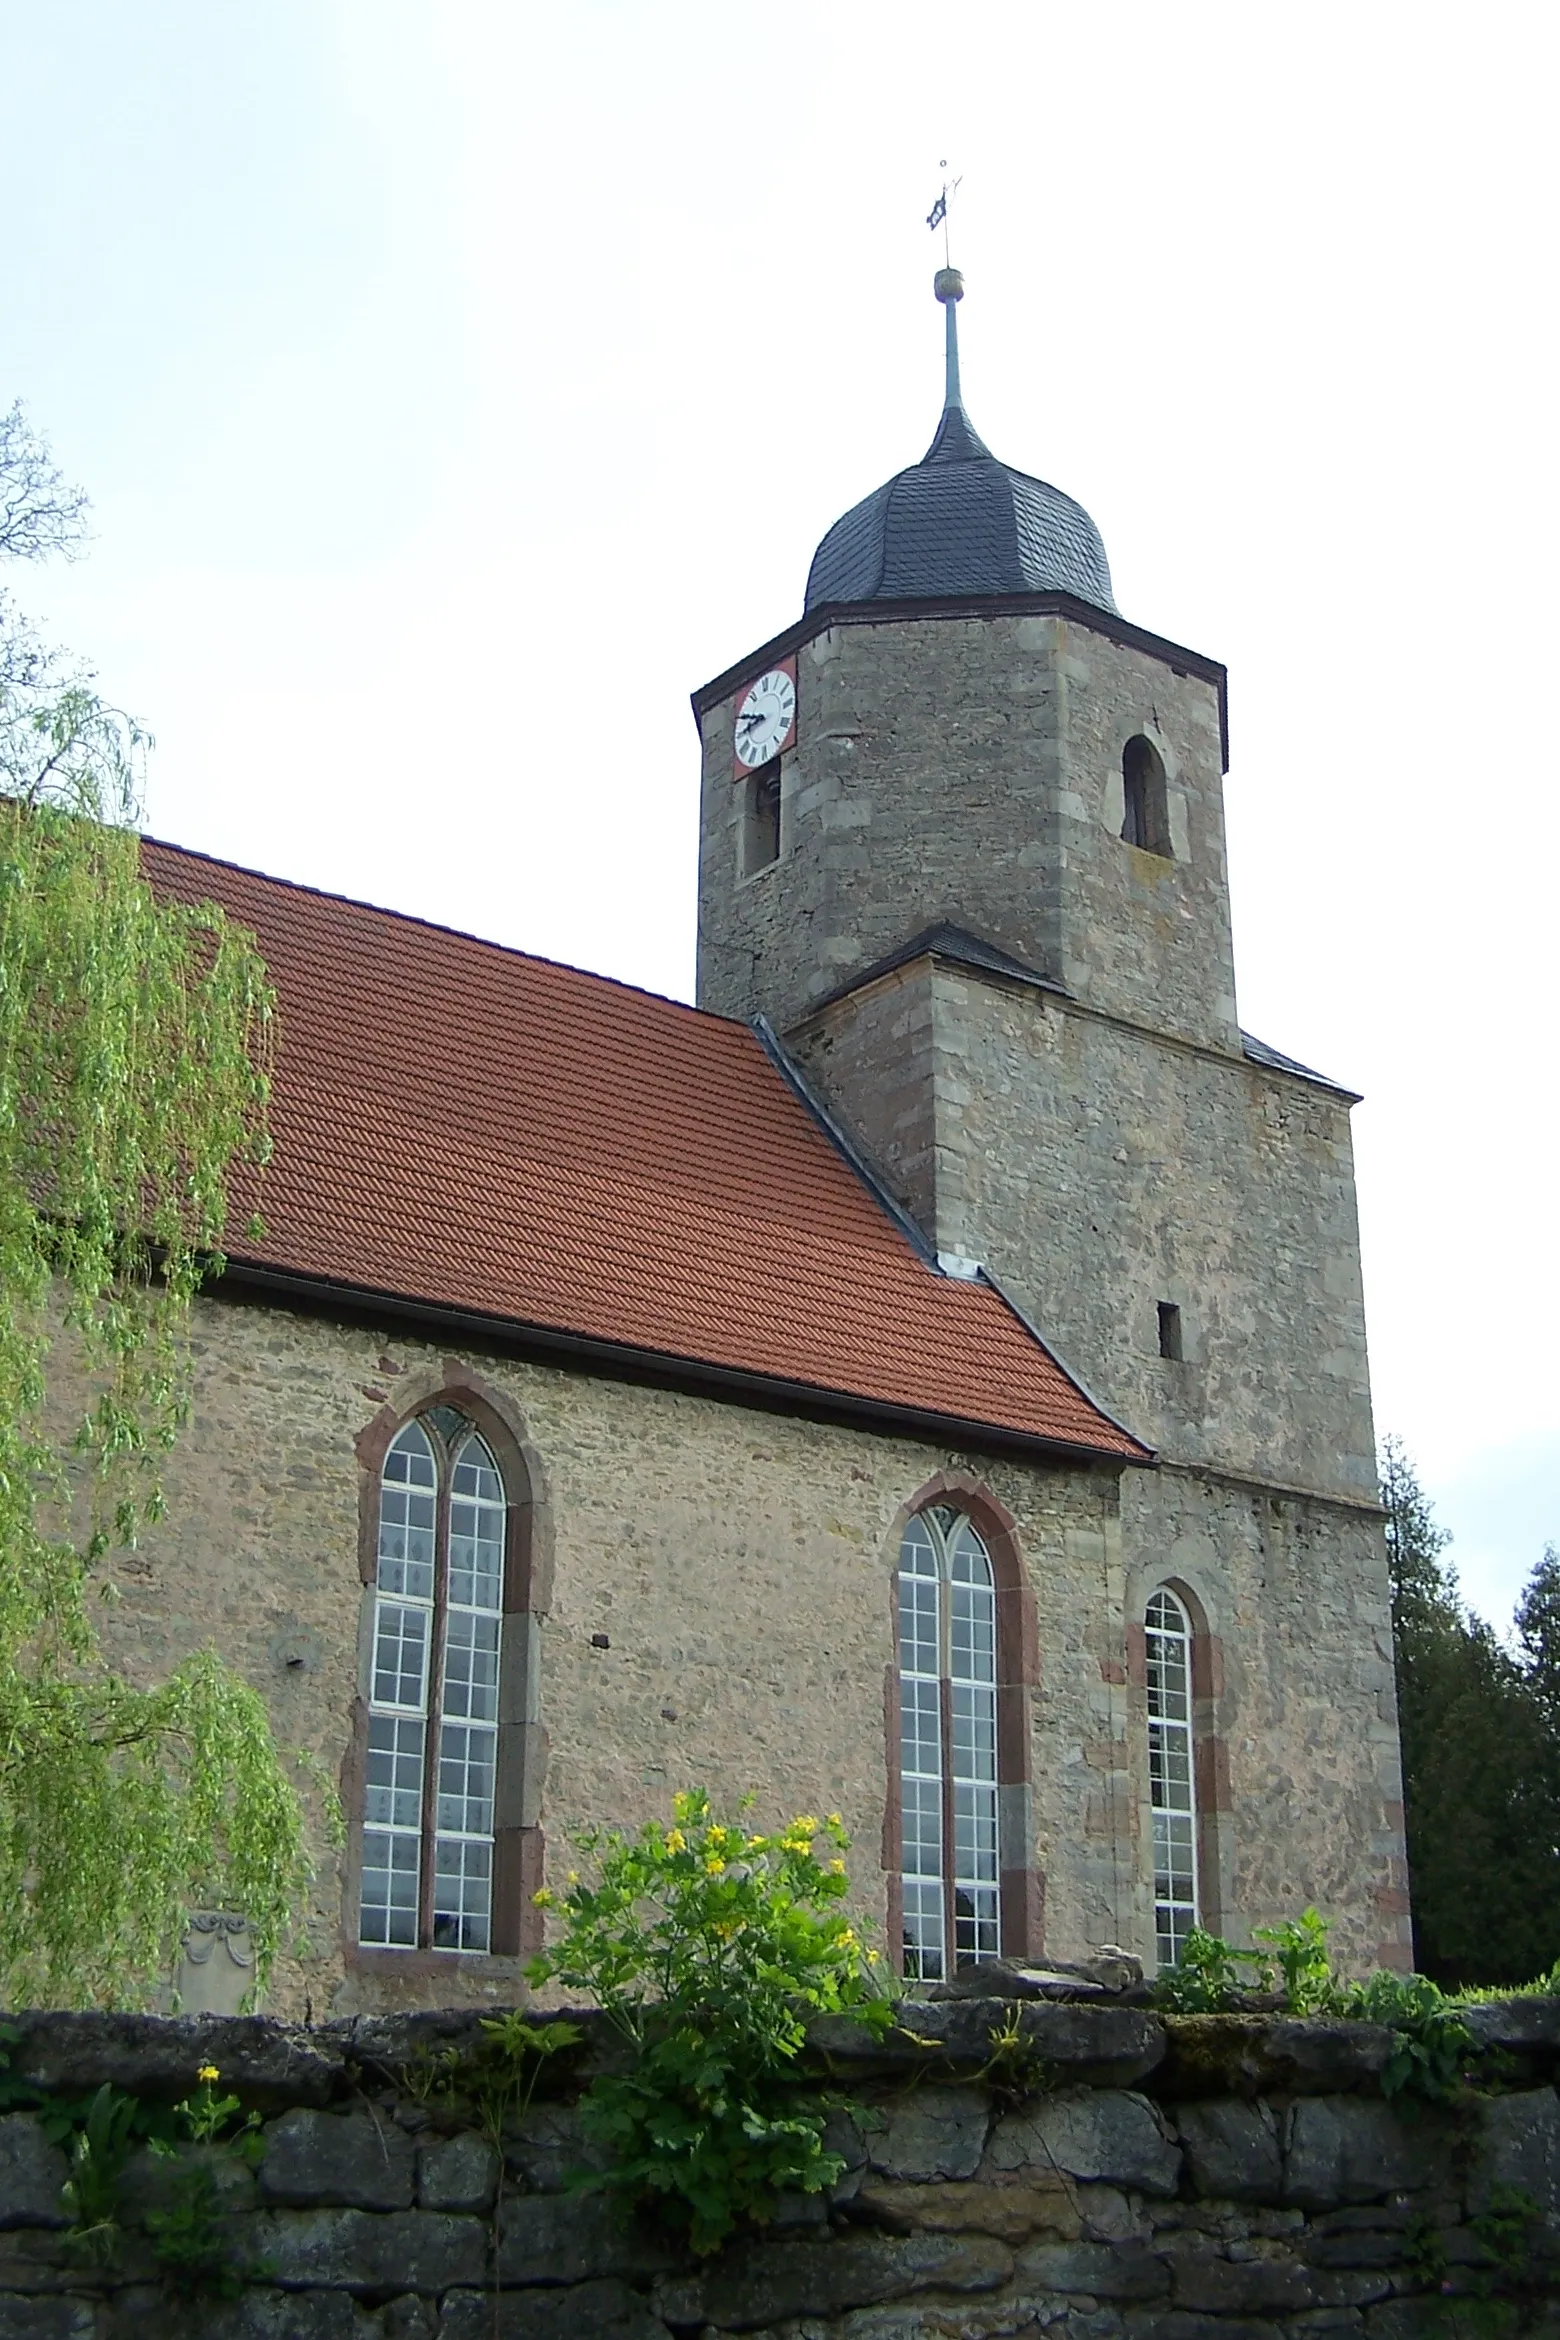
[1342,1970,1473,2100]
[1251,1907,1337,2014]
[525,1789,897,2253]
[1151,1925,1273,2012]
[170,2060,261,2155]
[1153,1910,1481,2102]
[145,2160,247,2300]
[60,2083,140,2260]
[976,2011,1056,2108]
[466,2013,583,2149]
[1403,2209,1450,2293]
[0,405,314,2008]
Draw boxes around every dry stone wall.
[2,2002,1559,2339]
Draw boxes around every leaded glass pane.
[898,1574,938,1679]
[365,1713,424,1831]
[902,1877,945,1981]
[360,1827,419,1947]
[449,1434,505,1611]
[949,1519,993,1587]
[954,1883,1000,1963]
[432,1835,493,1953]
[378,1422,436,1599]
[372,1602,428,1711]
[901,1775,942,1878]
[442,1609,500,1723]
[437,1720,496,1837]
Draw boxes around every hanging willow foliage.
[0,677,311,2007]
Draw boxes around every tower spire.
[927,161,965,412]
[934,264,965,410]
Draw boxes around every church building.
[130,271,1409,2016]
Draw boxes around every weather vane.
[926,161,961,266]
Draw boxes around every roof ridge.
[140,833,744,1032]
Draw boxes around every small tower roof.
[804,270,1117,616]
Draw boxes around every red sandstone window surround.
[355,1389,540,1961]
[889,1486,1039,1981]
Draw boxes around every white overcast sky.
[4,1,1555,1628]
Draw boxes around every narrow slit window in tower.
[1158,1301,1183,1361]
[1121,735,1172,858]
[742,757,782,874]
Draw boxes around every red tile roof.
[144,839,1147,1463]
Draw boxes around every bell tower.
[694,267,1239,1059]
[690,270,1407,1972]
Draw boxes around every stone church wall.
[95,1291,1137,2019]
[791,967,1374,1501]
[2,2000,1558,2337]
[789,966,1404,1975]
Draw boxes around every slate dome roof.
[804,285,1117,617]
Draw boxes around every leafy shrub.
[1151,1925,1273,2012]
[1153,1909,1478,2098]
[525,1789,896,2253]
[1339,1970,1474,2098]
[1252,1908,1336,2014]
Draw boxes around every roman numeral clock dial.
[733,667,797,768]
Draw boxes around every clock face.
[734,668,796,768]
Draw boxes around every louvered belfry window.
[898,1506,1000,1980]
[1146,1586,1199,1967]
[360,1411,506,1952]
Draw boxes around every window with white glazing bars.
[897,1507,999,1981]
[1146,1586,1198,1968]
[361,1412,506,1953]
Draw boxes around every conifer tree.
[1383,1439,1560,1985]
[0,403,308,2007]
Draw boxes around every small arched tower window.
[361,1409,507,1953]
[1146,1586,1199,1966]
[1121,735,1172,858]
[897,1506,1000,1979]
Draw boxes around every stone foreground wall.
[3,2001,1560,2339]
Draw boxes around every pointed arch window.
[361,1410,507,1953]
[897,1506,1000,1980]
[1146,1586,1199,1966]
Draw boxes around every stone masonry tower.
[692,270,1410,1971]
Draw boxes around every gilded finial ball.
[934,267,964,304]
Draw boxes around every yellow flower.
[706,1824,729,1849]
[838,1926,858,1949]
[532,1888,555,1908]
[829,1859,846,1875]
[197,2064,220,2085]
[745,1834,766,1851]
[567,1870,579,1886]
[793,1815,819,1835]
[665,1828,687,1854]
[827,1812,843,1827]
[867,1948,882,1964]
[705,1853,726,1874]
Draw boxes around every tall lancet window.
[898,1507,1000,1979]
[1146,1586,1199,1966]
[361,1411,506,1952]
